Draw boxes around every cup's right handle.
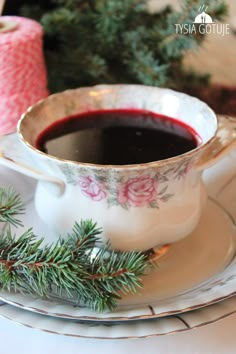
[197,115,236,171]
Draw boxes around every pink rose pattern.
[77,174,174,208]
[117,176,157,207]
[78,176,107,201]
[71,160,194,208]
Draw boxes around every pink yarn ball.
[0,16,49,135]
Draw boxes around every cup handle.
[197,115,236,171]
[0,133,65,196]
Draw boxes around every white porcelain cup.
[0,85,235,251]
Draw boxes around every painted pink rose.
[78,176,106,201]
[117,176,157,207]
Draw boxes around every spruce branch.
[0,219,150,312]
[0,187,24,227]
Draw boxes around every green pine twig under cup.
[0,187,24,227]
[0,189,151,312]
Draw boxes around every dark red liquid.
[36,109,199,165]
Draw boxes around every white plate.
[0,150,236,322]
[0,197,235,322]
[1,295,236,339]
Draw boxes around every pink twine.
[0,16,49,135]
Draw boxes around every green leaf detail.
[60,165,76,185]
[148,200,159,209]
[158,185,168,195]
[158,175,169,183]
[107,198,119,207]
[95,175,107,183]
[120,203,129,210]
[161,193,174,202]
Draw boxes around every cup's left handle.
[197,115,236,171]
[0,133,65,196]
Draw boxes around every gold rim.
[17,85,218,170]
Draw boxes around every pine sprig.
[0,218,150,312]
[0,187,24,227]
